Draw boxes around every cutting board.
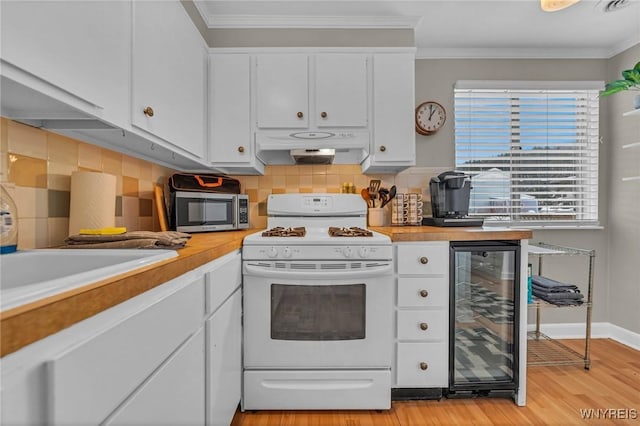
[154,185,169,232]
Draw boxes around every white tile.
[48,217,70,247]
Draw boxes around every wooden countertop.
[1,225,532,357]
[0,229,256,357]
[372,225,533,242]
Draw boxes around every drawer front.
[397,277,448,308]
[206,251,242,315]
[396,243,448,275]
[397,310,447,341]
[46,278,205,425]
[396,342,448,387]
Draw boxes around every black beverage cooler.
[448,241,520,398]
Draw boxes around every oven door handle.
[243,263,392,279]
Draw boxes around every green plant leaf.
[622,69,640,84]
[601,80,633,97]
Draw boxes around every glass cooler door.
[449,241,520,393]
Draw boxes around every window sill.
[483,222,604,231]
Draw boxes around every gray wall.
[605,45,640,335]
[415,58,611,327]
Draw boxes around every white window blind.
[454,81,601,226]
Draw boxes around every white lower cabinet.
[105,328,206,425]
[207,289,242,426]
[1,250,243,426]
[394,242,449,389]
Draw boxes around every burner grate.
[262,227,306,237]
[328,227,373,237]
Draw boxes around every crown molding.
[606,35,640,59]
[416,46,614,60]
[193,2,421,29]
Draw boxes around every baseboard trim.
[526,322,640,351]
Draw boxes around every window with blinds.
[454,81,602,227]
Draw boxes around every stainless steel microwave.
[172,191,249,232]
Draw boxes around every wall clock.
[415,101,446,135]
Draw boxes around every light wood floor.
[231,339,640,425]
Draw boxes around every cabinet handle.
[419,289,429,298]
[238,146,245,153]
[419,362,429,371]
[419,322,429,331]
[297,111,304,118]
[321,111,327,118]
[419,256,429,265]
[379,145,386,152]
[143,106,155,117]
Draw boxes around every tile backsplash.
[0,118,175,249]
[1,117,451,248]
[233,165,450,229]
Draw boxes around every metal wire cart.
[527,242,595,370]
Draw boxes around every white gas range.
[242,193,393,410]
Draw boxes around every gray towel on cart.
[532,275,579,292]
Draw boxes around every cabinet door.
[370,53,415,164]
[0,1,130,124]
[46,277,204,425]
[132,0,206,158]
[209,54,252,164]
[396,243,449,276]
[207,288,242,426]
[315,54,368,128]
[104,328,205,426]
[256,54,309,128]
[397,342,448,387]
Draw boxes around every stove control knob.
[342,247,353,258]
[358,247,370,258]
[267,247,278,258]
[282,247,292,258]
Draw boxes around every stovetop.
[243,193,392,260]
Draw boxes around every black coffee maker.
[422,171,484,227]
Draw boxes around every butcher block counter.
[372,225,532,242]
[0,229,256,357]
[1,226,532,357]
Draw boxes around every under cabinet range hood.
[255,131,370,165]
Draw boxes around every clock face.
[415,101,446,135]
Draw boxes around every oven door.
[243,261,393,369]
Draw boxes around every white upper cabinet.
[363,53,416,173]
[256,54,310,129]
[132,0,207,159]
[315,54,368,128]
[0,1,130,125]
[255,53,369,130]
[209,53,264,174]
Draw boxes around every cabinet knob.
[321,111,328,118]
[419,256,429,265]
[143,106,155,117]
[297,111,304,118]
[419,289,429,298]
[238,146,245,153]
[420,322,429,331]
[419,362,429,371]
[379,145,386,152]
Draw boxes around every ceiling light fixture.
[540,0,581,12]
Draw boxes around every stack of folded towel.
[63,231,191,249]
[532,275,584,306]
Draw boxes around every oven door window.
[177,197,233,226]
[271,284,366,341]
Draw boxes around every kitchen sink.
[0,249,178,311]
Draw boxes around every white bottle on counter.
[1,183,18,254]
